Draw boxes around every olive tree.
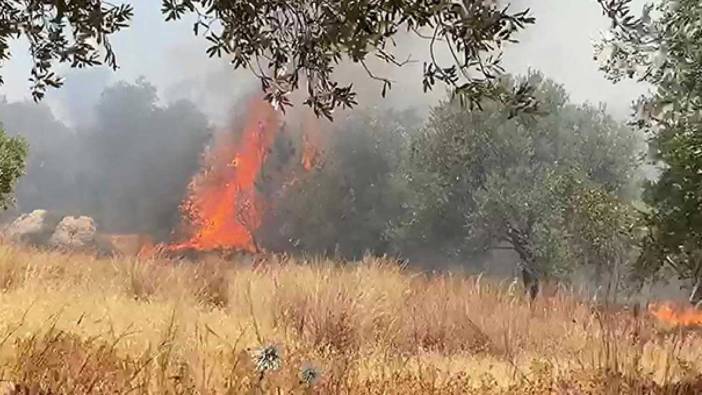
[396,72,643,297]
[0,125,27,210]
[596,0,702,304]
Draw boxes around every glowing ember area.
[169,99,281,253]
[300,112,323,171]
[648,302,702,327]
[301,133,319,171]
[137,238,159,259]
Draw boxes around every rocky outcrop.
[3,210,158,257]
[3,209,62,246]
[48,216,97,250]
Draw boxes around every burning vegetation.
[168,99,282,254]
[300,112,324,172]
[648,302,702,328]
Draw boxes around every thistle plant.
[299,365,321,387]
[251,344,282,382]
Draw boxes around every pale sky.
[1,1,649,125]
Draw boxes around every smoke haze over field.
[0,1,652,273]
[0,81,211,240]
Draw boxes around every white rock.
[49,216,97,250]
[4,209,56,245]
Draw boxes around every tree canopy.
[0,1,133,101]
[1,1,537,119]
[394,72,643,292]
[596,0,702,303]
[0,124,27,211]
[0,80,210,240]
[266,107,417,259]
[253,72,645,297]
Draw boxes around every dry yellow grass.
[0,244,698,394]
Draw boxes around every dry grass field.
[0,245,698,394]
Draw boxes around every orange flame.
[301,134,318,171]
[136,238,157,258]
[648,301,702,327]
[169,98,281,253]
[300,111,323,171]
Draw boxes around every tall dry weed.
[0,246,697,393]
[190,259,231,308]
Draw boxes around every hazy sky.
[504,0,648,118]
[2,1,649,125]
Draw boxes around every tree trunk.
[690,278,702,308]
[521,264,539,302]
[687,259,702,308]
[506,223,539,302]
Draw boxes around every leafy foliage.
[565,180,641,297]
[168,0,536,119]
[82,80,211,239]
[0,98,79,213]
[268,107,416,259]
[0,125,27,210]
[396,72,643,282]
[596,0,702,300]
[266,72,644,283]
[1,1,537,118]
[0,80,209,239]
[0,1,134,101]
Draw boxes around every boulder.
[3,209,61,246]
[48,216,97,250]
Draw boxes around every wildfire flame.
[136,237,157,258]
[169,98,281,253]
[648,301,702,328]
[300,111,323,171]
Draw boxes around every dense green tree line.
[596,0,702,304]
[0,79,209,240]
[265,73,644,297]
